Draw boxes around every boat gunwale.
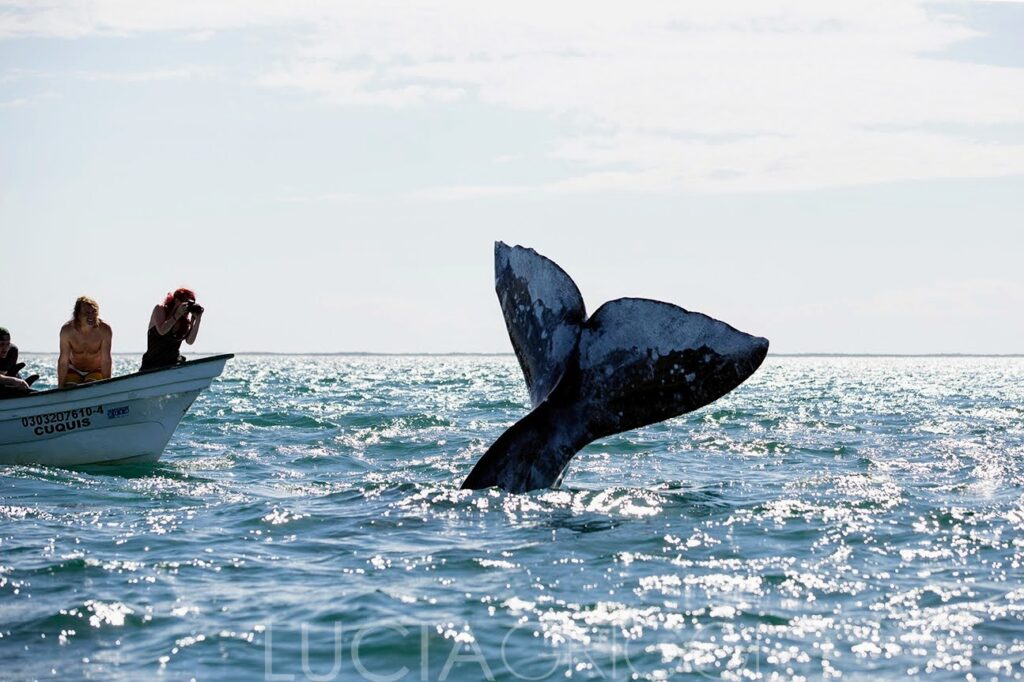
[0,354,235,402]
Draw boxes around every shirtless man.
[58,297,113,388]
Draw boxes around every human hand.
[173,300,190,319]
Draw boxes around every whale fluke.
[495,242,585,407]
[462,243,769,493]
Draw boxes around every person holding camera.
[140,288,205,371]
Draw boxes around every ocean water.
[2,355,1024,681]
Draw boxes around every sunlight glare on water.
[1,355,1024,680]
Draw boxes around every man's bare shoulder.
[99,321,113,336]
[59,321,75,336]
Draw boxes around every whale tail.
[462,242,769,493]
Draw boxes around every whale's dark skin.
[461,242,769,493]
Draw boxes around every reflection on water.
[2,356,1024,679]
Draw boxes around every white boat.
[0,354,233,467]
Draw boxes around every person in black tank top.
[140,288,205,371]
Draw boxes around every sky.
[1,0,1022,354]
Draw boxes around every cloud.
[3,1,1024,193]
[183,29,216,42]
[80,65,216,82]
[0,0,308,39]
[409,184,534,201]
[0,96,31,108]
[275,191,360,203]
[0,90,60,108]
[257,61,464,108]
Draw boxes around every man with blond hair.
[58,296,112,388]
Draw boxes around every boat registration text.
[20,406,104,436]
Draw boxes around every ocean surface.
[2,355,1023,681]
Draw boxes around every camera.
[187,302,204,315]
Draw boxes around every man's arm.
[100,324,112,379]
[57,326,70,388]
[0,375,28,390]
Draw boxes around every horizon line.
[16,351,1024,358]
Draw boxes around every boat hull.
[0,354,232,467]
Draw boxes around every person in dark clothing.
[140,288,205,371]
[0,327,20,376]
[0,327,38,393]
